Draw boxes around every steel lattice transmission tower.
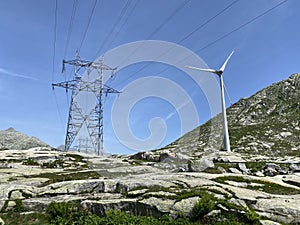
[52,53,120,155]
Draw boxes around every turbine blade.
[185,66,217,74]
[219,49,235,72]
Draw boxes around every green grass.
[0,200,261,225]
[22,158,39,166]
[41,160,64,169]
[214,176,300,195]
[1,199,25,213]
[0,212,49,225]
[65,153,84,162]
[26,171,100,187]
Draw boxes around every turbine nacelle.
[185,49,235,77]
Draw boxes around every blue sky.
[0,0,299,154]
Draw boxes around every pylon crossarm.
[103,84,121,94]
[52,79,79,91]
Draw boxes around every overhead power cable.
[51,0,58,82]
[78,0,99,52]
[148,0,289,88]
[105,0,141,50]
[147,0,192,40]
[51,0,65,130]
[113,0,192,71]
[64,0,78,59]
[94,0,131,58]
[178,0,240,44]
[122,0,288,89]
[195,0,289,53]
[151,0,289,79]
[112,0,239,88]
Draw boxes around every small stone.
[228,168,242,174]
[217,204,229,211]
[279,132,292,138]
[217,166,226,173]
[198,158,214,172]
[203,209,221,218]
[289,164,300,172]
[172,196,200,216]
[263,164,282,176]
[228,198,248,209]
[238,163,250,174]
[260,220,282,225]
[7,200,16,210]
[255,171,265,177]
[10,190,24,200]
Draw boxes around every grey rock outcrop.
[0,128,49,150]
[1,148,300,224]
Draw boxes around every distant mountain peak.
[0,128,49,150]
[6,127,16,132]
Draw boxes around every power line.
[147,0,192,40]
[119,0,288,89]
[153,0,289,79]
[51,0,58,82]
[94,0,131,58]
[195,0,289,54]
[178,0,240,45]
[112,0,239,88]
[78,0,99,52]
[105,0,141,50]
[51,0,65,130]
[155,0,290,79]
[64,0,78,59]
[114,0,192,72]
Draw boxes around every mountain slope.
[0,128,49,150]
[164,73,300,157]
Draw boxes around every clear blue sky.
[0,0,299,154]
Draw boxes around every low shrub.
[191,192,216,221]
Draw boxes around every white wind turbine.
[185,49,235,152]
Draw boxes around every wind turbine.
[185,49,235,152]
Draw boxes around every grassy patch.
[26,171,100,186]
[0,212,49,225]
[41,160,64,169]
[22,158,39,166]
[65,153,84,162]
[0,199,263,225]
[214,176,300,195]
[191,192,216,220]
[1,199,25,213]
[0,158,22,163]
[245,162,265,173]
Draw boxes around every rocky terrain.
[0,73,299,224]
[0,147,299,224]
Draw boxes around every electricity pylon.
[52,53,120,155]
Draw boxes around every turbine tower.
[185,49,235,152]
[52,53,120,155]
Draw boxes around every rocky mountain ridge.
[160,73,300,158]
[0,128,49,150]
